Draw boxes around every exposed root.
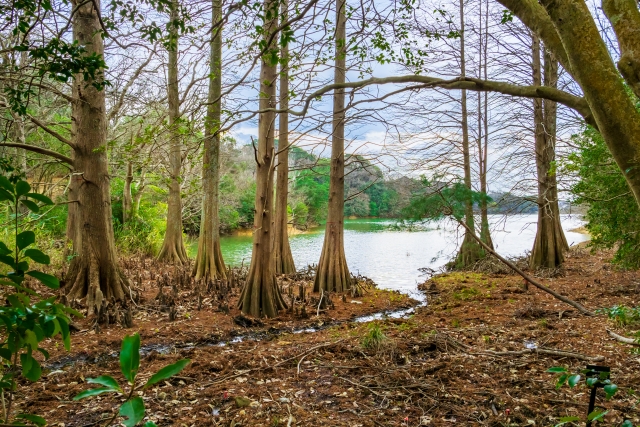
[65,254,131,316]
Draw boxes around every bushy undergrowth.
[565,125,640,268]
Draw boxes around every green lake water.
[189,215,588,299]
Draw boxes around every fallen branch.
[455,218,595,316]
[607,329,640,346]
[474,347,605,362]
[338,376,386,397]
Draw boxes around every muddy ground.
[12,246,640,426]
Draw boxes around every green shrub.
[0,174,78,425]
[292,202,308,229]
[361,323,387,351]
[566,126,640,268]
[75,333,189,427]
[114,202,166,257]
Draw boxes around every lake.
[191,215,589,300]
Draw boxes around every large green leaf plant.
[75,333,189,427]
[0,175,80,426]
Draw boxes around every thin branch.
[0,143,72,165]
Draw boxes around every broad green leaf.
[120,333,140,383]
[0,348,11,361]
[20,199,39,213]
[20,354,41,381]
[7,294,25,311]
[24,330,38,349]
[0,188,12,202]
[144,359,190,388]
[555,373,569,389]
[26,271,60,289]
[24,249,50,265]
[73,387,115,400]
[568,374,581,388]
[621,420,634,427]
[60,305,83,318]
[604,383,618,398]
[546,366,568,373]
[588,408,608,421]
[144,422,158,427]
[0,254,16,269]
[37,347,50,360]
[0,241,11,256]
[586,377,599,387]
[88,375,122,392]
[16,413,47,426]
[119,396,145,427]
[15,180,31,196]
[16,231,35,250]
[0,176,13,192]
[26,193,53,205]
[57,316,70,350]
[554,416,580,426]
[0,279,35,295]
[557,416,580,422]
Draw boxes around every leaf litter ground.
[15,246,640,426]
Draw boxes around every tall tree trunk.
[238,0,287,317]
[477,0,493,249]
[314,0,351,293]
[530,39,568,269]
[193,0,226,281]
[455,0,484,268]
[123,161,133,224]
[274,0,296,275]
[157,0,188,264]
[65,0,130,313]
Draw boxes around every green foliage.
[565,126,640,268]
[403,178,491,223]
[547,366,635,426]
[291,202,309,229]
[0,172,78,425]
[75,333,189,427]
[361,323,387,351]
[292,159,330,225]
[596,305,640,326]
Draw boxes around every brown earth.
[11,247,640,426]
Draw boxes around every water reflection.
[191,215,588,299]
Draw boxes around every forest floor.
[15,246,640,426]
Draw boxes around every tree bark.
[157,0,189,265]
[478,0,493,250]
[314,0,352,293]
[455,0,484,268]
[500,0,640,208]
[65,0,129,313]
[530,41,568,269]
[602,0,640,100]
[123,162,133,224]
[193,0,226,281]
[238,0,287,317]
[274,0,296,275]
